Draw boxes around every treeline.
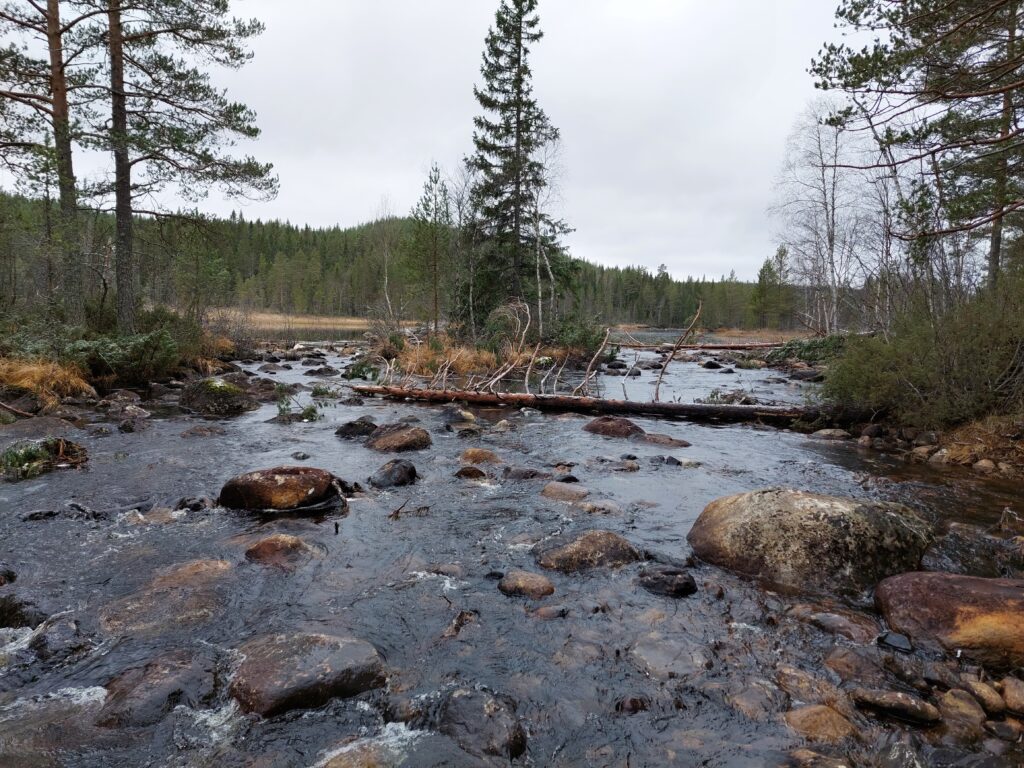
[0,192,794,330]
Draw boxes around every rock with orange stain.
[245,534,315,571]
[875,572,1024,670]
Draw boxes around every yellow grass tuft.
[0,358,97,410]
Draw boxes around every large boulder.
[179,378,258,417]
[583,416,644,438]
[687,489,931,596]
[365,423,432,452]
[875,572,1024,670]
[535,530,642,572]
[230,633,386,717]
[218,466,345,512]
[369,459,417,489]
[437,688,526,760]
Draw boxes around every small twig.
[388,500,409,521]
[654,302,702,402]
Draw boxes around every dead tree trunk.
[351,384,822,428]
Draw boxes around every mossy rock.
[180,378,259,417]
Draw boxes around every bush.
[64,330,180,386]
[825,280,1024,428]
[549,314,606,353]
[765,335,846,365]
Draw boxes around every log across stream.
[351,384,824,428]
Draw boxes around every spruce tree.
[466,0,567,319]
[409,163,452,335]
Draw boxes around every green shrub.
[825,280,1024,428]
[64,330,180,385]
[549,314,606,353]
[765,335,846,365]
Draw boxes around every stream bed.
[0,347,1021,767]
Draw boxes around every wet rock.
[28,616,88,661]
[454,466,486,480]
[973,459,997,474]
[96,649,215,728]
[922,523,1020,579]
[1002,676,1024,715]
[875,572,1024,670]
[938,688,987,742]
[0,566,15,587]
[687,489,931,597]
[291,451,310,461]
[878,631,914,653]
[100,559,232,636]
[642,433,691,448]
[0,594,47,629]
[498,570,554,599]
[583,416,645,438]
[179,378,258,417]
[701,360,723,370]
[245,534,314,570]
[824,647,888,687]
[638,566,697,598]
[850,688,941,724]
[504,466,551,481]
[441,406,476,425]
[812,429,852,441]
[335,416,377,439]
[437,688,526,759]
[862,423,887,438]
[535,530,641,572]
[230,633,385,717]
[307,366,339,376]
[775,666,847,712]
[218,466,345,512]
[784,705,856,743]
[789,604,880,643]
[986,718,1023,742]
[370,459,418,489]
[962,680,1005,717]
[460,448,500,465]
[614,695,651,714]
[366,423,432,452]
[541,481,590,502]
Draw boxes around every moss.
[1,438,87,481]
[199,379,244,396]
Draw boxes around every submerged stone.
[437,688,526,759]
[583,416,645,438]
[230,633,385,717]
[638,566,697,598]
[535,530,641,572]
[498,570,554,599]
[96,649,215,728]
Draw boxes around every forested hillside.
[0,193,779,330]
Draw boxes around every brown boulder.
[1002,676,1024,715]
[96,649,215,728]
[687,489,931,596]
[230,633,385,717]
[365,423,432,452]
[218,466,345,512]
[498,571,554,599]
[535,530,641,572]
[583,416,644,438]
[875,572,1024,670]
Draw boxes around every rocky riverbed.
[0,345,1022,766]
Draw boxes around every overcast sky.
[155,1,843,280]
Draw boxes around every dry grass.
[705,327,811,344]
[0,358,97,410]
[940,416,1024,468]
[238,311,414,332]
[393,336,580,378]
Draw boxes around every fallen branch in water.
[0,401,34,419]
[351,384,824,427]
[654,301,702,402]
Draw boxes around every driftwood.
[351,384,821,427]
[654,301,702,402]
[619,341,787,352]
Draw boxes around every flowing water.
[0,349,1020,767]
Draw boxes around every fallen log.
[618,342,787,352]
[351,384,823,428]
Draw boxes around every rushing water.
[0,349,1020,767]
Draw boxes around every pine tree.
[466,0,567,318]
[85,0,278,332]
[812,0,1023,285]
